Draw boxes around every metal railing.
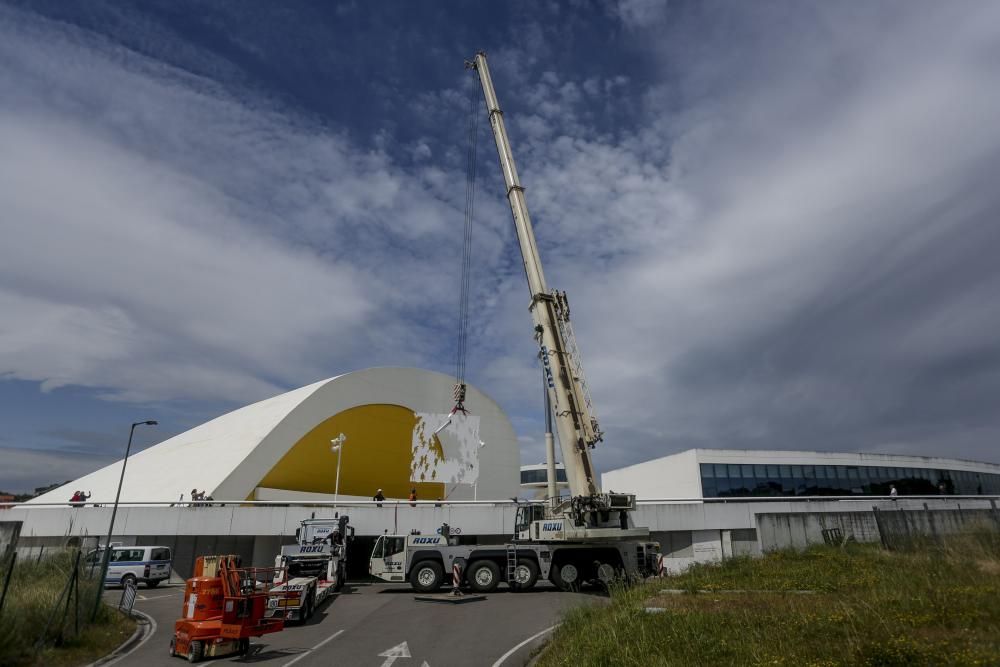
[6,495,998,510]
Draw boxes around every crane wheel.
[509,558,539,592]
[596,562,618,590]
[550,562,580,592]
[468,560,500,593]
[410,561,444,592]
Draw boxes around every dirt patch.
[976,559,1000,575]
[646,592,837,614]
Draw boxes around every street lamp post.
[330,433,347,509]
[91,420,157,621]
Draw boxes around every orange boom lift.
[170,555,285,662]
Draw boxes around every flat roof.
[606,448,1000,475]
[690,449,1000,471]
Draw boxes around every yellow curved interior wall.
[256,404,446,500]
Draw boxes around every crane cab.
[514,504,548,541]
[369,534,407,582]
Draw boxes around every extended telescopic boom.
[467,52,603,500]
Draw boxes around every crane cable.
[452,85,480,415]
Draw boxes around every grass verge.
[0,551,137,667]
[537,532,1000,666]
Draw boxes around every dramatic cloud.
[2,1,999,490]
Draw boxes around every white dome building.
[32,368,520,504]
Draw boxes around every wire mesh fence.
[0,544,122,666]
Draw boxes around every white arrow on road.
[378,641,411,667]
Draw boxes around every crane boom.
[468,52,603,500]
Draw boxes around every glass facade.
[520,468,568,485]
[700,462,1000,498]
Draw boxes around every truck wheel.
[187,640,203,663]
[509,558,539,592]
[550,562,579,592]
[302,594,313,621]
[410,561,444,592]
[334,563,345,592]
[468,560,500,593]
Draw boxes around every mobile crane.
[368,53,658,593]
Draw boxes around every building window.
[520,469,567,484]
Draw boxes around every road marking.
[136,592,180,601]
[281,629,345,667]
[378,640,411,667]
[490,624,559,667]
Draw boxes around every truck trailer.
[267,516,352,621]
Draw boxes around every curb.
[524,637,552,667]
[85,609,156,667]
[491,624,559,667]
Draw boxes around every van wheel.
[187,640,203,663]
[468,560,500,593]
[510,558,539,592]
[146,579,160,588]
[410,561,444,592]
[121,574,137,589]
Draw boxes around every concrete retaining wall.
[5,497,999,579]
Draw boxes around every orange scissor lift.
[170,555,286,662]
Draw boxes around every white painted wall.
[602,449,701,499]
[10,497,990,541]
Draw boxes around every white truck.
[369,52,661,592]
[267,516,353,621]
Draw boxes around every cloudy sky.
[2,0,999,493]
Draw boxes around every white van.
[86,545,172,588]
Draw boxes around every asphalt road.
[104,580,598,667]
